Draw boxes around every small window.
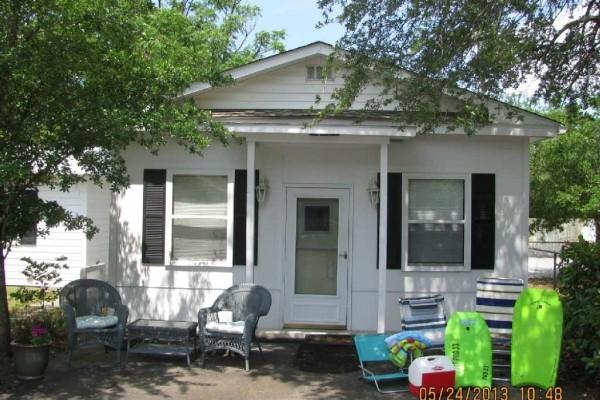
[306,66,333,80]
[21,189,38,245]
[21,229,37,245]
[303,205,331,233]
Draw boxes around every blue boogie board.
[511,288,563,389]
[445,312,492,387]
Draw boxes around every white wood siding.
[193,55,558,134]
[5,182,111,288]
[194,58,463,113]
[113,134,530,332]
[5,185,87,286]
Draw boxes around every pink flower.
[32,325,46,337]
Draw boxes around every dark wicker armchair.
[198,283,272,371]
[60,279,129,366]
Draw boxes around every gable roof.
[183,42,563,139]
[182,42,334,98]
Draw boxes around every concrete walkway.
[0,341,586,400]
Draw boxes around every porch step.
[256,328,361,343]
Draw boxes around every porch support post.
[377,143,388,333]
[246,140,256,283]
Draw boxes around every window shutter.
[471,174,495,269]
[233,170,259,266]
[142,170,166,264]
[377,173,402,269]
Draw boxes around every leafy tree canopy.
[0,0,284,358]
[530,107,600,241]
[317,0,599,133]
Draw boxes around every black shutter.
[142,170,166,264]
[377,173,402,269]
[471,174,495,269]
[233,170,259,266]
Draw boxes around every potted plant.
[10,311,53,381]
[8,256,68,381]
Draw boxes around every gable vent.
[306,66,333,80]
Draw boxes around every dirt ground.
[0,341,596,400]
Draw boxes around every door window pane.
[295,199,338,295]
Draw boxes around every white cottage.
[110,42,561,333]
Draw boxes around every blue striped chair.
[399,294,446,351]
[475,277,524,381]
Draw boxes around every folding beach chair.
[354,334,409,393]
[475,277,524,381]
[399,294,447,353]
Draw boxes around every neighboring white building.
[5,182,111,286]
[109,42,562,333]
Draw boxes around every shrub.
[557,237,600,385]
[9,256,68,309]
[8,257,69,348]
[10,307,66,346]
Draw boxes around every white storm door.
[284,187,350,327]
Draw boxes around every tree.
[530,107,600,241]
[316,0,599,133]
[0,0,284,359]
[156,0,285,68]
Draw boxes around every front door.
[284,187,350,328]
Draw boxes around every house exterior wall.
[6,185,86,286]
[5,182,111,287]
[84,183,111,267]
[194,60,394,111]
[112,133,530,332]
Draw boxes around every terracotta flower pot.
[10,341,51,381]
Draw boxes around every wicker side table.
[126,319,198,366]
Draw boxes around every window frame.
[164,169,235,267]
[306,65,334,81]
[401,174,472,272]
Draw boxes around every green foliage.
[0,0,284,358]
[557,238,600,384]
[529,108,600,240]
[317,0,599,133]
[10,307,65,346]
[9,257,68,309]
[156,0,286,68]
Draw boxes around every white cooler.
[408,356,455,397]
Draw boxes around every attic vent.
[306,66,333,80]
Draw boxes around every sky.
[251,0,345,50]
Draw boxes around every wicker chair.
[60,279,129,366]
[198,284,272,371]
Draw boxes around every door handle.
[338,251,348,259]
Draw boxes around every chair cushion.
[76,315,119,329]
[206,321,246,335]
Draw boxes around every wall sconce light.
[367,178,380,205]
[255,177,269,203]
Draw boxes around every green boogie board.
[511,288,563,389]
[445,312,492,387]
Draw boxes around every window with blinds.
[170,174,229,263]
[407,178,466,266]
